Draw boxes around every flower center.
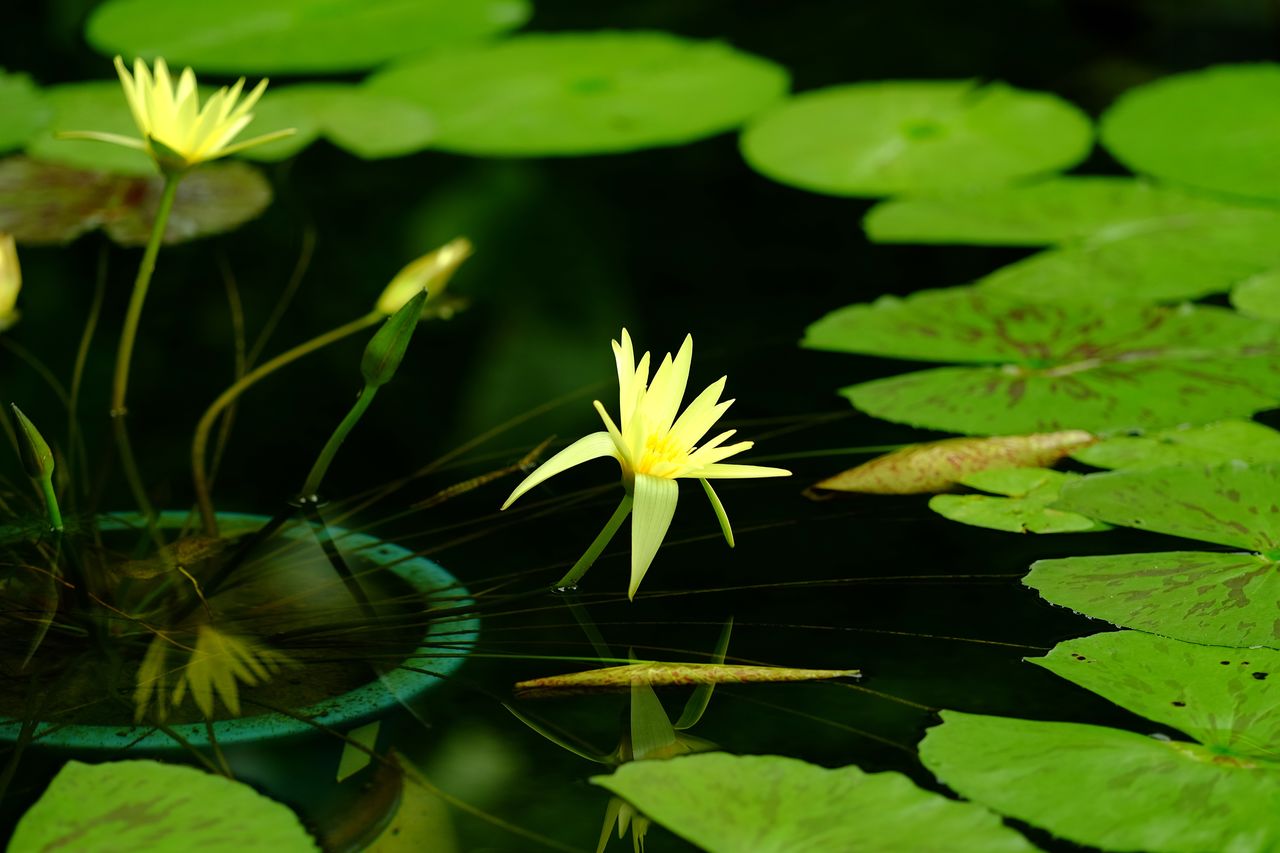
[635,432,687,477]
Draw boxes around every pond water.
[3,1,1279,851]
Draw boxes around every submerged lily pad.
[1072,419,1280,470]
[740,80,1091,197]
[804,287,1280,435]
[593,753,1037,853]
[1030,461,1280,646]
[10,760,318,851]
[929,467,1108,534]
[367,32,789,157]
[1101,63,1280,202]
[0,156,272,246]
[86,0,530,74]
[1231,268,1280,322]
[0,71,49,154]
[864,177,1240,246]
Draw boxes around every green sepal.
[699,478,734,547]
[146,134,190,175]
[11,404,54,480]
[360,289,428,388]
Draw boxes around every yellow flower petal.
[630,473,679,600]
[502,431,619,510]
[694,462,792,479]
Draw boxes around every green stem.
[192,312,380,535]
[111,173,181,527]
[552,494,633,591]
[37,476,62,532]
[299,383,379,502]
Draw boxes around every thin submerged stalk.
[553,494,633,591]
[299,385,378,502]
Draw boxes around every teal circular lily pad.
[741,80,1092,197]
[242,84,436,161]
[0,71,49,154]
[25,81,152,175]
[86,0,531,74]
[366,32,790,157]
[1101,64,1280,202]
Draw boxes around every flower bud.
[361,290,428,388]
[375,237,473,316]
[11,404,53,481]
[0,234,20,331]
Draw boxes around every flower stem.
[37,476,62,532]
[298,383,378,502]
[112,173,181,527]
[553,494,633,591]
[192,312,381,535]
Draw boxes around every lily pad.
[593,753,1038,853]
[863,177,1240,246]
[25,81,152,175]
[10,759,318,851]
[1101,63,1280,202]
[740,80,1092,197]
[920,711,1280,853]
[929,467,1108,534]
[1072,419,1280,470]
[0,156,272,246]
[366,32,789,157]
[804,287,1280,435]
[86,0,531,74]
[1232,268,1280,322]
[0,71,49,154]
[813,431,1096,495]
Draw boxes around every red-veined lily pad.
[803,287,1280,435]
[928,467,1108,534]
[1030,461,1280,647]
[921,631,1280,853]
[1072,419,1280,470]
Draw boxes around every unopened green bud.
[361,289,428,388]
[11,404,53,480]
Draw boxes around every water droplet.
[552,583,579,595]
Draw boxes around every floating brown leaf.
[812,430,1096,495]
[514,662,859,699]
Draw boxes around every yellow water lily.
[0,234,19,331]
[64,57,294,173]
[502,330,790,598]
[376,236,474,316]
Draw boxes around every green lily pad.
[592,753,1038,853]
[740,80,1091,197]
[929,467,1108,533]
[920,711,1280,853]
[10,759,318,851]
[239,84,436,161]
[0,156,272,246]
[804,287,1280,435]
[863,177,1240,246]
[1072,419,1280,470]
[85,0,530,74]
[367,32,788,157]
[1232,268,1280,322]
[1101,63,1280,202]
[0,71,49,154]
[25,81,152,175]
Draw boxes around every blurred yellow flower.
[0,234,19,331]
[375,236,474,316]
[64,57,294,172]
[503,330,790,598]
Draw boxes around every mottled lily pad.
[1232,268,1280,322]
[804,287,1280,435]
[1072,419,1280,470]
[367,32,789,157]
[10,760,318,851]
[741,80,1091,197]
[593,753,1038,853]
[863,177,1240,246]
[0,156,272,246]
[1101,63,1280,202]
[0,71,49,154]
[513,662,859,699]
[86,0,531,74]
[929,467,1108,534]
[1030,461,1280,646]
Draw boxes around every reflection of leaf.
[10,760,319,851]
[594,753,1038,853]
[169,625,292,719]
[0,156,272,246]
[1029,462,1280,646]
[814,431,1095,494]
[864,176,1239,246]
[741,80,1091,197]
[0,71,48,154]
[514,662,858,699]
[86,0,531,74]
[1102,63,1280,202]
[367,32,789,157]
[929,467,1108,534]
[805,287,1280,435]
[1073,419,1280,470]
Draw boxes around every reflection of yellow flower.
[0,234,19,331]
[64,57,294,172]
[375,237,474,316]
[503,330,790,598]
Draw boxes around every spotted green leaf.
[0,71,48,154]
[367,32,789,157]
[86,0,530,74]
[929,467,1108,534]
[1072,419,1280,470]
[593,753,1038,853]
[1232,268,1280,322]
[741,80,1091,197]
[514,662,859,699]
[1101,63,1280,202]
